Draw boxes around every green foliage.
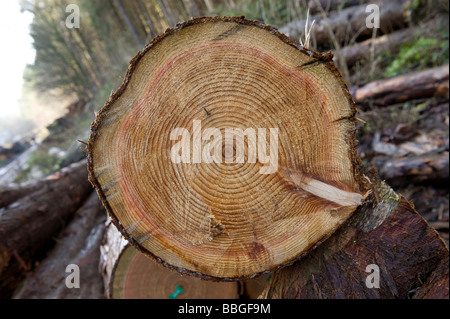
[27,150,60,173]
[13,149,61,183]
[384,30,449,77]
[209,0,305,28]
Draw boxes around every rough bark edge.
[258,172,449,299]
[99,219,128,299]
[87,16,369,281]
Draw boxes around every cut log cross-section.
[87,17,368,280]
[100,223,239,299]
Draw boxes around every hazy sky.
[0,1,35,118]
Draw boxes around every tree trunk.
[12,192,106,299]
[373,152,449,186]
[353,65,449,107]
[0,181,42,208]
[261,174,449,299]
[280,0,408,46]
[100,222,239,299]
[158,0,178,27]
[338,26,417,67]
[88,17,369,280]
[182,0,201,18]
[112,0,144,48]
[0,160,92,298]
[308,0,362,14]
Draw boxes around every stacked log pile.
[0,2,448,299]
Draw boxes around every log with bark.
[338,26,417,67]
[100,222,239,299]
[12,192,106,299]
[307,0,362,14]
[368,128,449,186]
[338,17,446,68]
[0,160,93,298]
[373,152,449,186]
[85,16,448,298]
[260,174,449,299]
[352,65,449,107]
[88,16,370,280]
[279,0,408,47]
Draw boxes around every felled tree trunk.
[279,0,408,46]
[338,26,417,67]
[373,152,449,186]
[86,16,448,298]
[260,173,449,299]
[307,0,362,14]
[0,181,42,208]
[0,160,92,298]
[100,222,239,299]
[88,16,369,280]
[12,192,106,299]
[353,65,449,107]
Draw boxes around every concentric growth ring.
[88,17,368,279]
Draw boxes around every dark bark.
[12,192,106,299]
[353,65,449,107]
[412,255,449,299]
[279,0,408,46]
[0,182,42,209]
[373,152,449,186]
[261,176,449,299]
[158,0,178,27]
[339,27,417,67]
[308,0,362,14]
[0,160,92,298]
[112,0,144,48]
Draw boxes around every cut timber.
[338,27,417,67]
[307,0,362,14]
[88,17,369,280]
[412,256,449,299]
[261,175,449,299]
[339,19,446,67]
[100,223,239,299]
[12,192,106,299]
[373,152,449,186]
[354,65,449,107]
[279,0,408,46]
[0,160,92,298]
[0,182,42,208]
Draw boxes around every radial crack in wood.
[88,17,368,280]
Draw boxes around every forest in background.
[1,0,448,205]
[21,0,448,102]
